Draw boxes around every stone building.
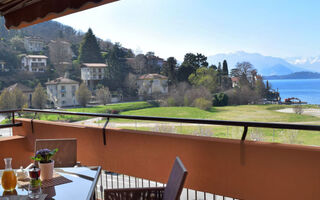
[46,77,79,108]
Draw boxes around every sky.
[56,0,320,61]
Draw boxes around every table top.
[0,166,101,200]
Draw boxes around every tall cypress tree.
[78,28,103,63]
[222,60,229,75]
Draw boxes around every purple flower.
[35,149,51,157]
[32,148,58,163]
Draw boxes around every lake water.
[265,79,320,105]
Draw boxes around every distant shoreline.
[263,71,320,80]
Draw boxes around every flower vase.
[39,160,54,180]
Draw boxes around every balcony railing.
[0,109,22,128]
[1,108,320,199]
[21,108,320,144]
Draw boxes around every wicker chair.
[104,157,188,200]
[35,138,78,167]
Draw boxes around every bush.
[167,82,191,106]
[293,105,303,115]
[193,98,212,110]
[111,110,119,114]
[225,86,256,105]
[147,100,160,107]
[212,93,228,106]
[184,86,211,106]
[167,97,175,106]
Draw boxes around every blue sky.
[56,0,320,60]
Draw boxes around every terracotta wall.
[12,118,320,200]
[0,136,33,169]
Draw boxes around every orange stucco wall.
[8,118,320,200]
[0,136,33,168]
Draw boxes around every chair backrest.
[35,138,77,167]
[163,157,188,200]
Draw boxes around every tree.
[32,84,47,109]
[231,62,254,78]
[222,60,229,75]
[182,53,208,70]
[177,53,208,82]
[96,86,111,105]
[177,63,194,83]
[188,67,219,93]
[209,64,217,70]
[231,62,255,88]
[0,89,15,110]
[212,93,228,106]
[13,88,27,109]
[255,77,266,99]
[10,36,25,52]
[130,54,148,75]
[162,57,177,86]
[104,43,129,90]
[124,73,138,96]
[76,83,91,107]
[78,28,104,63]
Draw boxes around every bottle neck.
[4,158,12,170]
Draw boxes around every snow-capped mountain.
[286,56,320,73]
[207,51,306,76]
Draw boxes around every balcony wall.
[1,118,319,200]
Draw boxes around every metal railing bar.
[0,109,21,114]
[22,108,320,132]
[0,122,22,129]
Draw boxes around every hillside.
[0,17,83,43]
[263,71,320,80]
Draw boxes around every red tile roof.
[46,77,79,85]
[231,77,240,82]
[81,63,107,68]
[138,74,168,80]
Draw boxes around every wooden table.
[0,166,101,200]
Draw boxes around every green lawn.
[118,104,318,123]
[4,102,155,123]
[111,104,320,146]
[2,102,320,146]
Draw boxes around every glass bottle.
[1,158,17,191]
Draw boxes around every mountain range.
[207,51,320,76]
[286,56,320,73]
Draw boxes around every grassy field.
[111,104,320,146]
[118,104,318,122]
[0,102,155,123]
[120,124,320,146]
[2,102,320,146]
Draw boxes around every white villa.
[24,36,44,52]
[81,63,107,89]
[46,77,79,108]
[137,74,168,97]
[21,55,48,72]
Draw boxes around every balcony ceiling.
[0,0,118,29]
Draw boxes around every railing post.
[11,111,15,124]
[102,117,110,146]
[31,112,37,134]
[241,126,248,141]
